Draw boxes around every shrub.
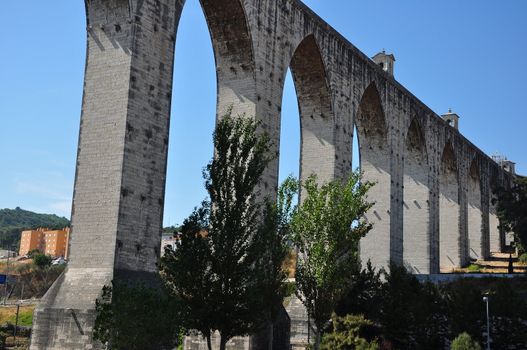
[336,261,383,321]
[519,253,527,265]
[283,281,296,297]
[451,332,481,350]
[467,264,481,273]
[338,263,448,349]
[485,280,527,348]
[444,280,485,343]
[383,264,448,349]
[27,249,41,258]
[14,264,65,299]
[32,253,52,269]
[320,314,379,350]
[94,281,181,350]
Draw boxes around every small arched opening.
[287,34,334,188]
[165,0,256,226]
[354,83,391,269]
[278,69,301,199]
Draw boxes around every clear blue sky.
[1,1,526,226]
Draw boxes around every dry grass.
[0,259,33,275]
[4,336,30,350]
[443,252,527,274]
[282,250,297,278]
[0,305,35,327]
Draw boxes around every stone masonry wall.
[403,120,430,273]
[30,0,182,348]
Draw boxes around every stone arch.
[439,141,462,270]
[354,82,391,269]
[198,0,256,116]
[277,35,335,348]
[165,0,260,235]
[354,83,387,148]
[285,34,335,185]
[403,117,430,273]
[467,158,484,260]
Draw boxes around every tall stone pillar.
[30,1,183,348]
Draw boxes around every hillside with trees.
[0,207,70,249]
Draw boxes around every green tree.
[494,176,527,252]
[289,171,373,349]
[160,114,291,350]
[94,281,180,350]
[336,261,384,321]
[320,314,379,350]
[379,264,447,350]
[485,280,527,348]
[32,253,52,269]
[451,332,481,350]
[163,225,182,235]
[27,249,41,258]
[412,280,448,349]
[444,280,485,343]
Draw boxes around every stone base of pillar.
[29,268,113,350]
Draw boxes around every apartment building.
[19,227,70,258]
[19,228,46,256]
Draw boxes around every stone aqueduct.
[31,0,512,348]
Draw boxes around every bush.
[443,280,485,343]
[380,264,448,350]
[451,332,481,350]
[485,280,527,347]
[283,281,296,297]
[337,261,383,321]
[336,266,527,349]
[467,264,481,273]
[519,253,527,265]
[320,314,379,350]
[27,249,41,258]
[14,264,65,299]
[32,254,52,269]
[94,281,181,350]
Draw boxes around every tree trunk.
[314,328,321,350]
[206,334,212,350]
[268,326,274,350]
[219,335,227,350]
[249,321,274,350]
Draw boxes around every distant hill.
[0,207,70,250]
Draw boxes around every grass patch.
[0,306,35,327]
[467,264,482,273]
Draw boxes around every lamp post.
[483,296,490,350]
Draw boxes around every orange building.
[19,228,46,257]
[43,228,70,258]
[19,227,70,258]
